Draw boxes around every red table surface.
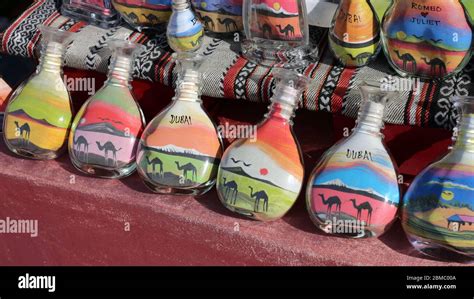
[0,69,457,266]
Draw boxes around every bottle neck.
[174,78,201,103]
[38,42,65,74]
[265,86,299,125]
[172,1,190,11]
[453,114,474,153]
[106,55,133,88]
[353,101,385,137]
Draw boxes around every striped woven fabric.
[1,0,470,129]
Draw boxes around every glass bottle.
[69,40,145,179]
[167,0,205,53]
[329,0,381,67]
[136,53,223,195]
[381,0,473,79]
[241,0,314,68]
[306,82,400,238]
[62,0,121,28]
[402,96,474,261]
[112,0,172,32]
[3,26,75,160]
[216,69,308,221]
[192,0,243,35]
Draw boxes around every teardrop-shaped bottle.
[402,96,474,261]
[3,26,75,160]
[68,40,145,179]
[136,53,223,195]
[329,0,381,67]
[306,82,401,238]
[167,0,204,53]
[381,0,473,79]
[216,69,308,221]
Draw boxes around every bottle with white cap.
[67,39,145,179]
[306,81,401,238]
[136,52,223,195]
[167,0,204,53]
[216,69,308,221]
[3,26,75,160]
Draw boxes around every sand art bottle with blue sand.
[381,0,473,79]
[68,40,145,179]
[216,69,308,221]
[167,0,204,52]
[3,26,75,160]
[136,53,223,195]
[402,97,474,262]
[306,82,400,238]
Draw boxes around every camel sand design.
[217,18,238,32]
[393,49,417,72]
[276,24,295,38]
[142,13,159,24]
[126,12,139,23]
[14,121,31,145]
[146,155,163,177]
[319,194,341,217]
[346,52,373,65]
[258,23,272,38]
[249,186,269,212]
[421,57,447,76]
[175,161,197,182]
[96,141,122,166]
[222,177,238,204]
[350,199,373,225]
[200,15,215,31]
[74,136,89,162]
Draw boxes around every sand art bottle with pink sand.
[136,53,223,195]
[306,82,401,238]
[68,40,145,179]
[216,69,308,221]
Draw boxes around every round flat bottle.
[69,40,145,179]
[3,26,74,160]
[402,96,474,262]
[216,69,308,221]
[136,53,223,195]
[306,82,401,238]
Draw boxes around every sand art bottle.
[329,0,381,67]
[167,0,204,53]
[402,97,474,262]
[136,53,223,195]
[381,0,473,79]
[241,0,314,68]
[306,82,400,238]
[216,69,308,221]
[3,26,74,160]
[69,40,145,179]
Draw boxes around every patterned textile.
[1,0,470,129]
